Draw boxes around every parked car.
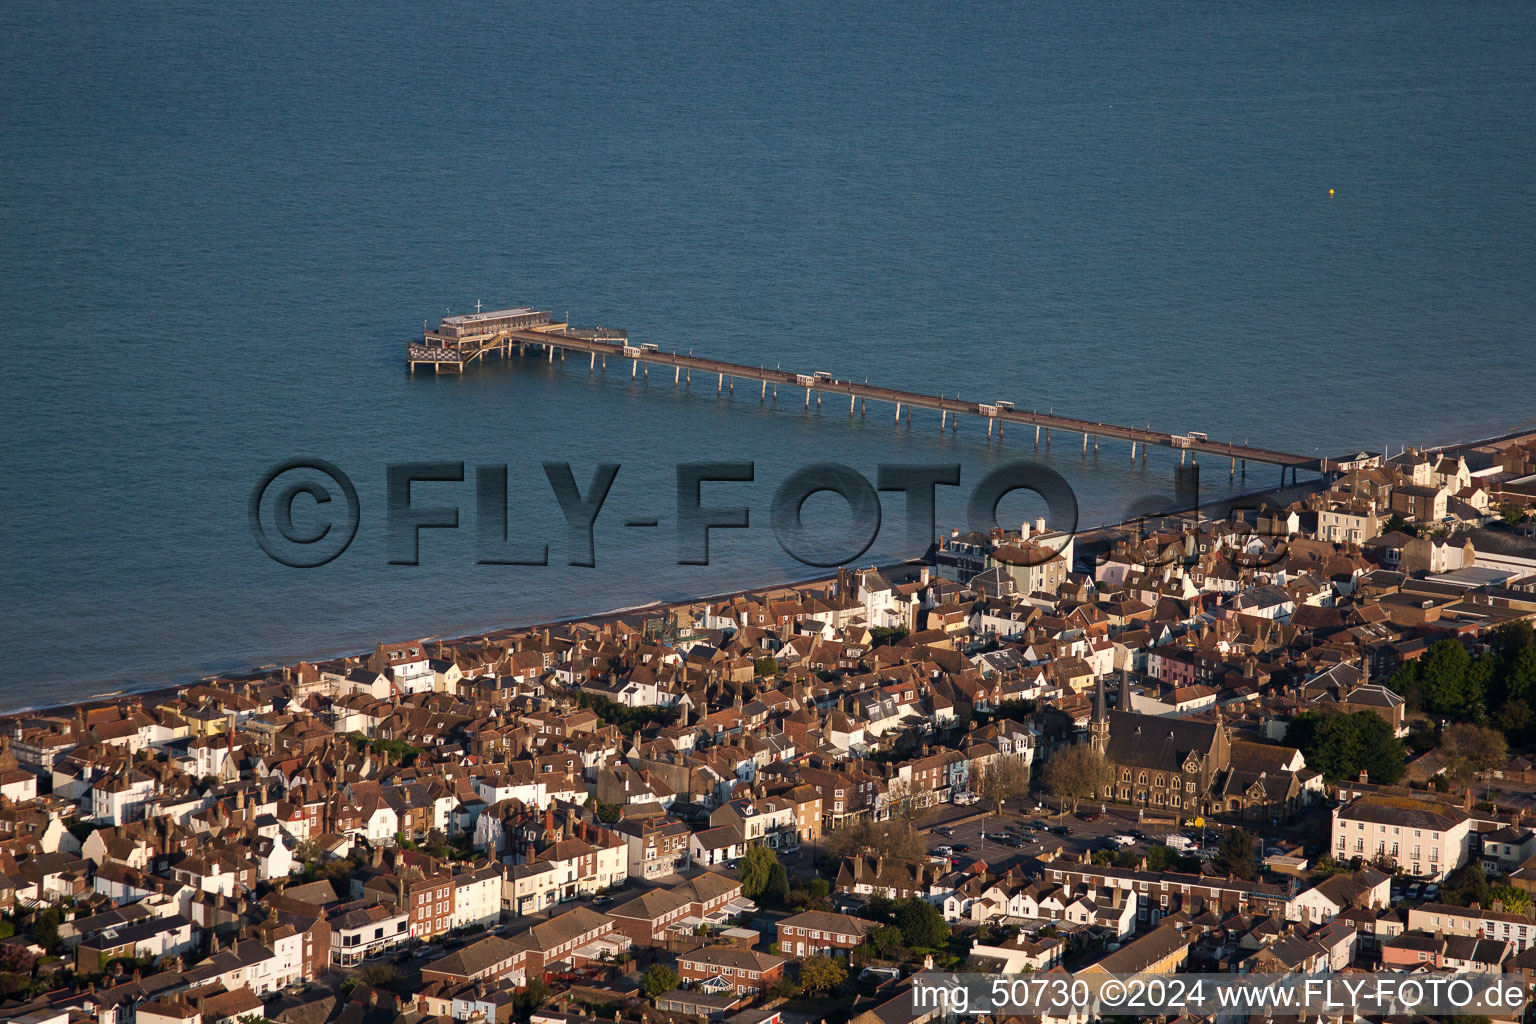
[1128,829,1149,841]
[1423,884,1440,900]
[1078,811,1102,822]
[1048,825,1073,836]
[1110,834,1137,847]
[1407,883,1424,900]
[931,826,956,837]
[932,845,953,857]
[953,843,971,853]
[986,832,1011,842]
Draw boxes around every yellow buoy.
[1329,188,1335,196]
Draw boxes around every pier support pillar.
[816,390,821,408]
[718,373,723,394]
[1180,450,1186,466]
[549,345,555,363]
[675,366,681,386]
[987,418,993,439]
[941,410,947,430]
[805,388,810,409]
[728,376,733,394]
[850,394,856,416]
[1083,433,1088,456]
[1241,459,1246,478]
[895,402,901,424]
[761,379,766,401]
[1131,441,1136,461]
[1231,456,1236,480]
[632,359,637,379]
[590,352,596,374]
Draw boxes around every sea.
[2,1,1534,710]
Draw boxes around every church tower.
[1090,674,1110,755]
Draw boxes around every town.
[2,439,1535,1024]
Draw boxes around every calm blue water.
[3,1,1534,709]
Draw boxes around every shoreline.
[9,424,1531,723]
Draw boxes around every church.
[1089,672,1231,816]
[1085,673,1318,822]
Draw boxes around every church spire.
[1090,675,1110,755]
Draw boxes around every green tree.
[516,977,552,1014]
[754,656,779,677]
[358,964,399,988]
[1382,513,1419,537]
[1491,884,1531,916]
[1285,710,1405,783]
[1416,640,1473,716]
[800,955,847,994]
[1500,503,1530,527]
[642,964,680,999]
[32,908,62,953]
[895,896,949,948]
[1441,863,1491,908]
[867,924,906,957]
[740,846,789,906]
[1211,828,1257,881]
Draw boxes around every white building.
[1331,795,1471,880]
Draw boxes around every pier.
[408,307,1318,480]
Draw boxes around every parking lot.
[918,801,1328,876]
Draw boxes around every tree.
[740,846,789,906]
[1416,639,1474,716]
[1382,513,1419,537]
[1492,883,1531,916]
[1042,744,1112,811]
[1500,503,1530,527]
[515,977,552,1014]
[32,908,62,954]
[975,755,1032,815]
[1211,828,1257,881]
[883,778,923,827]
[867,924,906,957]
[1440,723,1508,782]
[824,819,925,863]
[895,896,949,948]
[642,964,680,999]
[800,955,848,994]
[358,964,399,988]
[1284,710,1405,784]
[1441,863,1491,908]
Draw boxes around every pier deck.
[409,320,1316,475]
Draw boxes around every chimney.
[1019,522,1031,542]
[1035,516,1047,535]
